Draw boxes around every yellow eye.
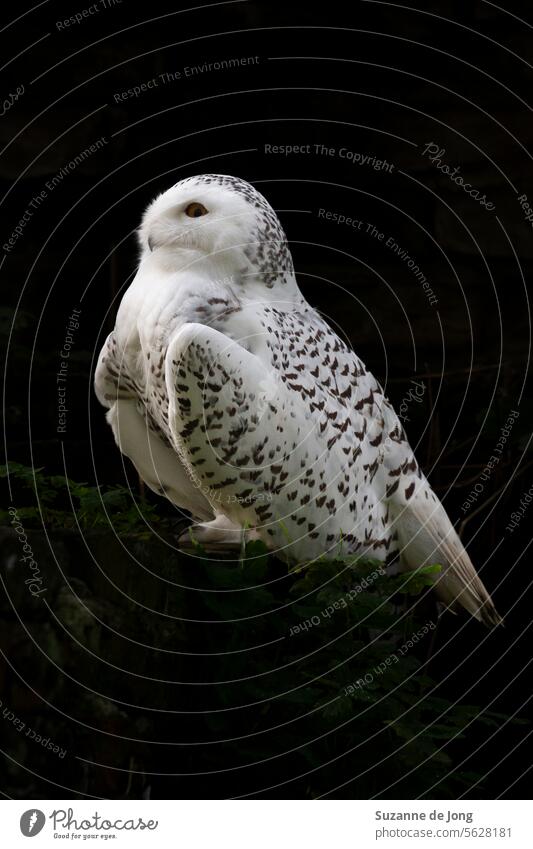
[185,202,208,218]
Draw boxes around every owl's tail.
[392,478,502,627]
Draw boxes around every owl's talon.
[177,516,260,552]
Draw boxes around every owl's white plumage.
[95,174,501,626]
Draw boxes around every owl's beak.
[148,236,155,252]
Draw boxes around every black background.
[0,0,532,799]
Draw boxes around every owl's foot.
[178,515,261,552]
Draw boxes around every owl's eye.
[185,202,208,218]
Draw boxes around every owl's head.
[138,174,296,288]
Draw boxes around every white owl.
[95,174,501,626]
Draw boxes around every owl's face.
[139,174,295,288]
[140,176,252,255]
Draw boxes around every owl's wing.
[165,321,312,529]
[164,312,404,560]
[95,330,214,522]
[266,307,501,625]
[259,305,404,547]
[94,331,130,408]
[165,314,501,624]
[385,435,503,626]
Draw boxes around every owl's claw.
[177,515,260,553]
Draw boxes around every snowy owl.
[95,174,501,626]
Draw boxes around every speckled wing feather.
[95,330,214,522]
[269,306,501,624]
[164,304,403,564]
[165,304,501,626]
